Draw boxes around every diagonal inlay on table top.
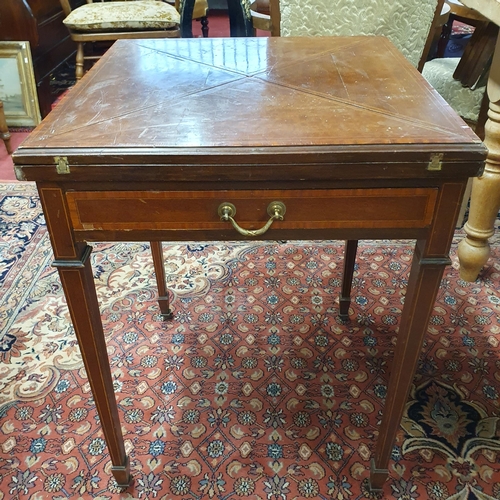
[254,38,469,136]
[139,36,363,77]
[30,37,363,140]
[24,37,480,151]
[140,36,471,139]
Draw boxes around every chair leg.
[150,241,173,320]
[0,101,13,155]
[474,90,489,140]
[76,42,85,81]
[339,240,358,320]
[201,16,209,37]
[437,15,453,58]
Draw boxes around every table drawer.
[66,188,437,232]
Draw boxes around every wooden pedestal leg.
[150,241,173,320]
[76,42,85,80]
[369,240,449,491]
[0,100,13,155]
[54,245,130,487]
[339,239,358,319]
[458,36,500,281]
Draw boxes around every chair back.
[250,0,280,36]
[227,0,254,36]
[280,0,445,69]
[227,0,280,36]
[178,0,196,36]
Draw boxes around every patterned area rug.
[1,182,500,499]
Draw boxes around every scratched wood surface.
[17,37,481,151]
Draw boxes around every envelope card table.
[13,36,486,490]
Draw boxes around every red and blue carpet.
[1,182,500,499]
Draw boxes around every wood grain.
[66,188,438,232]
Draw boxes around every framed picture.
[0,41,41,127]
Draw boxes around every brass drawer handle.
[218,201,286,237]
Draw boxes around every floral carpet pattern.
[1,182,500,499]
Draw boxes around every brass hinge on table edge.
[427,153,443,171]
[55,156,70,174]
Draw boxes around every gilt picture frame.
[0,41,41,127]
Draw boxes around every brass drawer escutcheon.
[218,201,286,237]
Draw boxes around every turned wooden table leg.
[458,36,500,281]
[0,100,13,155]
[150,241,173,320]
[339,239,358,319]
[369,240,449,491]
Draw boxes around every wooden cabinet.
[0,0,84,117]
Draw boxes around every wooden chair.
[59,0,201,80]
[0,100,13,155]
[227,0,280,37]
[422,1,494,139]
[422,1,497,226]
[250,0,280,36]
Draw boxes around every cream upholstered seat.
[62,1,179,31]
[422,58,485,122]
[59,0,204,80]
[421,1,496,137]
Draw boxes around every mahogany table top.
[14,36,484,178]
